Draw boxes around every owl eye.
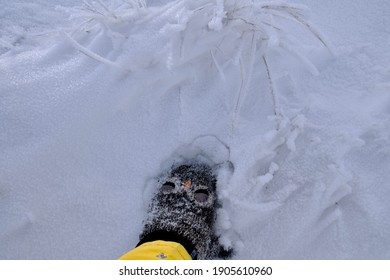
[194,189,209,203]
[161,182,175,192]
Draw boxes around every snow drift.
[1,0,389,259]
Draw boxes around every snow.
[1,0,389,259]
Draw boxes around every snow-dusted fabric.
[139,164,224,260]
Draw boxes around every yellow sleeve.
[119,240,192,260]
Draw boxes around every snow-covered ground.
[1,0,389,259]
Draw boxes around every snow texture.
[1,0,390,259]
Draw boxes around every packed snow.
[1,0,389,259]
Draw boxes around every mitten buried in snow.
[138,163,231,259]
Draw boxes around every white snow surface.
[1,0,389,259]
